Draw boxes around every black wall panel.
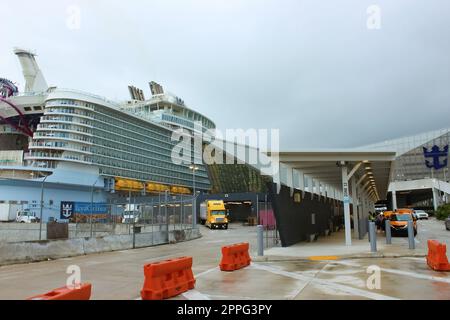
[267,182,344,247]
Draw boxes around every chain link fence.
[0,192,197,244]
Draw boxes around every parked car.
[389,211,418,237]
[445,217,450,231]
[414,210,429,220]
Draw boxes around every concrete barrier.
[0,238,85,265]
[83,234,133,255]
[0,228,202,266]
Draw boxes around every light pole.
[39,175,49,240]
[90,177,101,238]
[189,165,199,196]
[189,165,199,227]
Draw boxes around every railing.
[29,142,91,153]
[25,152,91,163]
[36,124,93,134]
[13,92,47,97]
[50,88,121,108]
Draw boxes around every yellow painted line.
[309,256,339,261]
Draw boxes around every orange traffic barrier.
[220,242,251,271]
[427,240,450,271]
[141,256,195,300]
[27,283,92,300]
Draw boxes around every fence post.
[192,194,197,229]
[165,191,169,235]
[90,184,95,238]
[127,190,132,235]
[256,194,259,224]
[407,216,415,249]
[369,221,377,252]
[38,176,48,241]
[151,198,154,245]
[385,219,392,245]
[257,225,264,256]
[265,194,268,248]
[132,195,137,249]
[181,194,184,230]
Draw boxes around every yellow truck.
[200,200,229,229]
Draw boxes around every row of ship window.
[93,130,204,166]
[92,151,208,179]
[45,101,200,159]
[34,132,92,143]
[97,161,210,185]
[46,100,172,143]
[33,130,205,175]
[94,123,174,150]
[38,124,92,134]
[41,115,93,126]
[30,141,90,152]
[47,99,96,109]
[46,107,94,118]
[94,108,172,142]
[28,151,91,162]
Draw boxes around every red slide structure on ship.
[0,78,34,137]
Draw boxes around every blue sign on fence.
[60,201,108,219]
[60,202,74,219]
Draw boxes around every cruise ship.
[0,49,214,220]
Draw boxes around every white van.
[16,209,38,223]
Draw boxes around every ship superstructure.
[0,49,214,220]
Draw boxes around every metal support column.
[351,176,359,239]
[392,182,398,211]
[432,186,439,211]
[341,165,352,246]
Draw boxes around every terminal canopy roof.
[272,150,397,201]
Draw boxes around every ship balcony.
[29,143,92,155]
[45,100,96,112]
[25,152,92,165]
[40,118,94,128]
[33,134,93,145]
[36,124,93,136]
[43,110,94,121]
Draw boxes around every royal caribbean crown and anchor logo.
[423,145,449,170]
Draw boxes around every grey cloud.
[1,0,449,149]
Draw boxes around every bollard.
[257,225,264,257]
[369,222,377,252]
[407,217,415,250]
[385,219,392,245]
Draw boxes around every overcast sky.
[1,0,449,149]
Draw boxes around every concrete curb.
[251,252,427,262]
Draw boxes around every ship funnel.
[13,48,48,93]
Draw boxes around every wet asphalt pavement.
[0,220,449,300]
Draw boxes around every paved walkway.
[261,218,448,261]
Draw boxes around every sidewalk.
[255,229,427,262]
